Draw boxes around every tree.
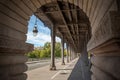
[27,50,41,58]
[44,42,51,49]
[26,42,62,58]
[55,42,61,57]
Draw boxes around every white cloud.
[56,37,61,42]
[26,32,61,47]
[26,32,51,47]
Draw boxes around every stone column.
[66,43,69,63]
[0,21,33,80]
[0,3,35,79]
[80,36,91,80]
[50,26,56,70]
[61,36,65,65]
[87,11,120,80]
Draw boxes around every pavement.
[68,58,91,80]
[26,58,78,80]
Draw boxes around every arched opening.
[26,15,51,46]
[25,14,62,70]
[0,0,91,80]
[0,0,120,80]
[29,1,91,79]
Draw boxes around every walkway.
[26,58,78,80]
[68,58,91,80]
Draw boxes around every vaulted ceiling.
[0,0,115,52]
[35,1,91,52]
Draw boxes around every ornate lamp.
[33,16,38,36]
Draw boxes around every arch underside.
[0,0,117,52]
[35,1,90,53]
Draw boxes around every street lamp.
[33,16,38,36]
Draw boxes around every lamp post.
[33,16,38,36]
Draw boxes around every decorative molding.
[87,11,120,54]
[0,35,33,53]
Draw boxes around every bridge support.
[88,11,120,80]
[50,26,56,70]
[69,45,72,61]
[66,43,69,63]
[61,36,65,65]
[0,22,33,80]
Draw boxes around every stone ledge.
[87,11,120,52]
[88,38,120,56]
[0,35,33,53]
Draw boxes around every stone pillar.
[61,36,65,65]
[66,43,69,63]
[50,26,56,70]
[0,21,33,80]
[0,3,34,78]
[87,11,120,80]
[0,54,28,80]
[80,36,91,80]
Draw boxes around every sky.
[26,15,61,47]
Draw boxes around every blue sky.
[26,15,61,47]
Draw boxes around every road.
[26,59,61,71]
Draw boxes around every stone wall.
[0,1,34,80]
[87,2,120,80]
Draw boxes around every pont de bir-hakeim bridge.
[0,0,120,80]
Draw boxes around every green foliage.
[55,42,61,57]
[26,42,62,58]
[27,49,41,58]
[64,49,67,56]
[44,42,51,49]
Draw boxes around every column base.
[50,66,56,70]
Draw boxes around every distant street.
[26,58,61,71]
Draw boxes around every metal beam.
[50,25,56,70]
[75,7,80,52]
[61,35,65,65]
[42,9,82,14]
[66,1,76,37]
[55,1,76,50]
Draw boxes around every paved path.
[26,58,78,80]
[68,58,91,80]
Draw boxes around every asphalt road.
[26,59,61,71]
